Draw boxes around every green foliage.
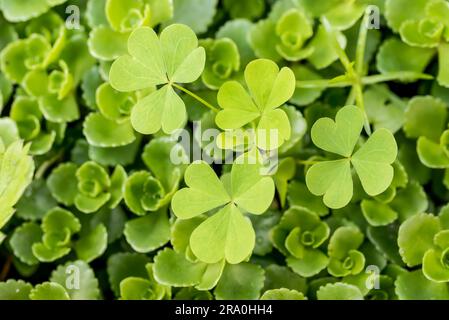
[1,0,449,302]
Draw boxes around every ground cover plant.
[1,0,449,300]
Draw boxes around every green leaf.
[107,253,150,297]
[385,0,428,32]
[287,181,329,217]
[165,0,217,34]
[263,264,308,294]
[75,224,108,262]
[214,263,265,300]
[0,280,32,300]
[10,222,42,265]
[16,179,57,220]
[395,270,449,300]
[153,248,206,287]
[377,38,434,74]
[190,203,255,264]
[0,140,34,229]
[307,25,347,69]
[261,288,306,300]
[317,283,364,300]
[216,19,256,66]
[109,24,205,134]
[311,105,363,157]
[50,260,101,300]
[361,200,398,226]
[47,163,78,206]
[307,106,397,208]
[404,96,447,141]
[423,249,449,282]
[124,209,170,253]
[398,213,440,267]
[83,113,135,147]
[0,0,67,22]
[29,282,70,300]
[287,249,329,278]
[216,59,295,149]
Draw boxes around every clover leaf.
[271,207,330,277]
[109,24,206,134]
[306,105,398,209]
[171,161,275,264]
[215,59,295,150]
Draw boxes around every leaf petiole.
[172,83,220,112]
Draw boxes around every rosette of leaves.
[0,0,68,22]
[305,105,398,209]
[47,161,127,214]
[125,137,187,216]
[271,207,330,277]
[31,207,81,262]
[123,137,187,253]
[83,82,138,148]
[87,0,173,61]
[401,96,449,169]
[16,207,108,263]
[120,263,171,300]
[109,24,205,134]
[171,161,275,264]
[215,58,295,151]
[153,218,226,291]
[0,139,34,243]
[1,18,95,124]
[397,213,449,283]
[250,7,314,62]
[200,37,240,90]
[301,0,376,31]
[386,0,449,86]
[9,95,64,155]
[327,226,366,277]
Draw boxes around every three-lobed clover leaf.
[171,161,275,264]
[271,207,330,277]
[306,105,398,209]
[215,58,295,150]
[109,24,205,134]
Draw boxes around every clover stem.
[296,79,353,88]
[362,72,433,84]
[323,18,372,135]
[355,8,370,77]
[172,83,220,112]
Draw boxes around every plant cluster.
[1,0,449,301]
